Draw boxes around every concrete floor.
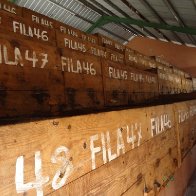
[184,170,196,196]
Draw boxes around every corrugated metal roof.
[15,0,196,46]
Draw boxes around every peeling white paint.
[90,134,101,170]
[15,151,49,196]
[51,146,73,190]
[106,131,117,162]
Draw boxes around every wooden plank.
[155,56,172,69]
[125,48,140,68]
[140,121,178,195]
[50,143,147,196]
[172,74,182,94]
[22,7,55,29]
[125,49,157,71]
[47,70,66,115]
[0,33,58,70]
[146,103,175,138]
[0,0,22,16]
[0,104,151,195]
[106,48,125,64]
[173,67,185,78]
[102,60,159,106]
[56,31,106,59]
[55,21,98,44]
[55,128,177,196]
[58,48,104,110]
[0,90,51,118]
[122,179,145,196]
[137,53,157,70]
[0,100,194,195]
[173,100,196,165]
[181,78,194,93]
[0,66,48,91]
[0,33,66,117]
[102,60,129,106]
[155,69,173,95]
[0,66,65,118]
[123,127,178,196]
[95,33,125,53]
[0,11,56,46]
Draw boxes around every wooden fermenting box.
[125,47,139,68]
[102,60,129,106]
[155,56,172,68]
[137,53,157,70]
[55,29,105,111]
[0,0,22,16]
[172,74,182,94]
[22,7,56,29]
[149,67,174,95]
[95,33,125,53]
[173,100,196,166]
[181,78,194,93]
[0,33,64,118]
[173,67,185,78]
[1,100,195,196]
[56,30,106,59]
[57,48,104,111]
[102,60,159,106]
[55,20,99,44]
[0,2,195,196]
[106,48,125,64]
[0,10,56,46]
[125,47,157,70]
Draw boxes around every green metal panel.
[86,15,196,35]
[9,0,17,3]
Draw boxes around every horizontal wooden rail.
[0,100,195,196]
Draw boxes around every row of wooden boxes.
[0,0,194,119]
[1,0,194,77]
[0,32,159,118]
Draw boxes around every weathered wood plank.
[0,11,56,46]
[0,90,51,118]
[173,100,196,166]
[0,32,66,117]
[105,48,124,64]
[49,105,177,196]
[22,7,55,29]
[55,22,98,44]
[125,49,157,70]
[95,33,125,53]
[122,180,145,196]
[50,143,147,196]
[102,60,159,106]
[0,33,58,70]
[58,48,104,110]
[0,67,65,118]
[102,60,129,106]
[0,99,186,196]
[0,33,66,117]
[56,31,106,59]
[0,105,150,195]
[0,0,22,16]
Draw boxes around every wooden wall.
[0,99,195,196]
[0,2,195,196]
[127,36,196,77]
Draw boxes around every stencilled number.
[51,146,73,190]
[25,50,38,68]
[15,151,49,196]
[25,50,48,68]
[40,53,48,68]
[15,146,73,196]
